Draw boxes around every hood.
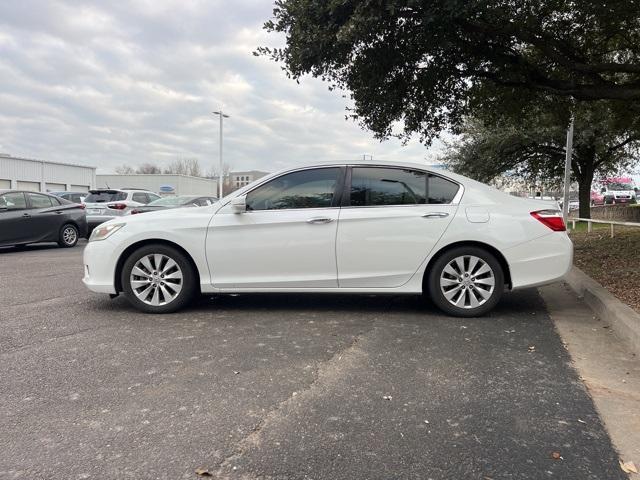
[114,203,220,225]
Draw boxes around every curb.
[564,266,640,357]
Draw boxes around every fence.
[569,218,640,238]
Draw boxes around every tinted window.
[27,193,54,208]
[132,192,148,203]
[350,168,427,206]
[246,168,340,210]
[0,192,27,210]
[428,174,459,204]
[85,192,126,203]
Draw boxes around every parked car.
[0,190,87,248]
[84,189,161,229]
[129,195,218,215]
[82,161,572,317]
[590,190,605,206]
[49,191,88,204]
[602,181,637,204]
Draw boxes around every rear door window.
[85,192,126,203]
[132,192,148,203]
[26,192,54,208]
[428,175,460,204]
[349,168,427,206]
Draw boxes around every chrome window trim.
[221,163,464,210]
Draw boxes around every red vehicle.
[590,190,605,206]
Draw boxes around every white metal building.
[96,174,218,196]
[0,154,96,192]
[229,170,270,189]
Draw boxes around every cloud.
[0,1,444,174]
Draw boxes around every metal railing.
[569,218,640,238]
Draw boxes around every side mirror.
[230,195,246,214]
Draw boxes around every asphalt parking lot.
[0,241,626,480]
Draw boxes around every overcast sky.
[0,0,445,174]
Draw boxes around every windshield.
[607,182,632,191]
[85,191,126,203]
[148,195,195,206]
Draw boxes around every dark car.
[49,191,88,204]
[129,195,217,214]
[0,190,88,248]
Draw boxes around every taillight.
[107,203,127,210]
[78,204,86,209]
[531,210,566,231]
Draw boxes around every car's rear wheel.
[427,246,504,317]
[58,224,79,248]
[121,244,196,313]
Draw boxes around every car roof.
[0,189,58,196]
[89,188,155,193]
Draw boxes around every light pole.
[562,114,574,223]
[213,110,230,198]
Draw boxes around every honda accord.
[82,161,572,317]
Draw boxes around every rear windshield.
[85,192,126,203]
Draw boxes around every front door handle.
[422,212,449,218]
[22,213,31,218]
[306,217,334,224]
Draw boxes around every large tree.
[261,0,640,143]
[444,97,640,218]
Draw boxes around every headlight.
[89,223,124,242]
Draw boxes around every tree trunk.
[576,167,594,219]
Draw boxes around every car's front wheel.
[58,224,79,248]
[121,244,196,313]
[427,247,504,317]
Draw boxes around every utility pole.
[562,114,574,223]
[213,110,230,198]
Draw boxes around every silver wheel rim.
[440,255,495,309]
[63,227,77,245]
[130,254,183,306]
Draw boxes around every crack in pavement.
[208,318,381,480]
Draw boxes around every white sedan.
[83,161,572,317]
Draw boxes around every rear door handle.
[306,217,334,224]
[22,213,31,218]
[422,212,449,218]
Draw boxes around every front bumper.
[82,238,119,294]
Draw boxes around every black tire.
[58,224,79,248]
[121,244,196,313]
[427,246,504,317]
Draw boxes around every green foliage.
[261,0,640,143]
[444,98,640,217]
[445,99,640,185]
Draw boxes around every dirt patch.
[570,227,640,312]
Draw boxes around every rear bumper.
[87,215,116,227]
[504,233,573,289]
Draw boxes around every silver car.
[84,189,161,229]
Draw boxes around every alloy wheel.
[439,255,495,309]
[63,226,77,245]
[130,254,183,306]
